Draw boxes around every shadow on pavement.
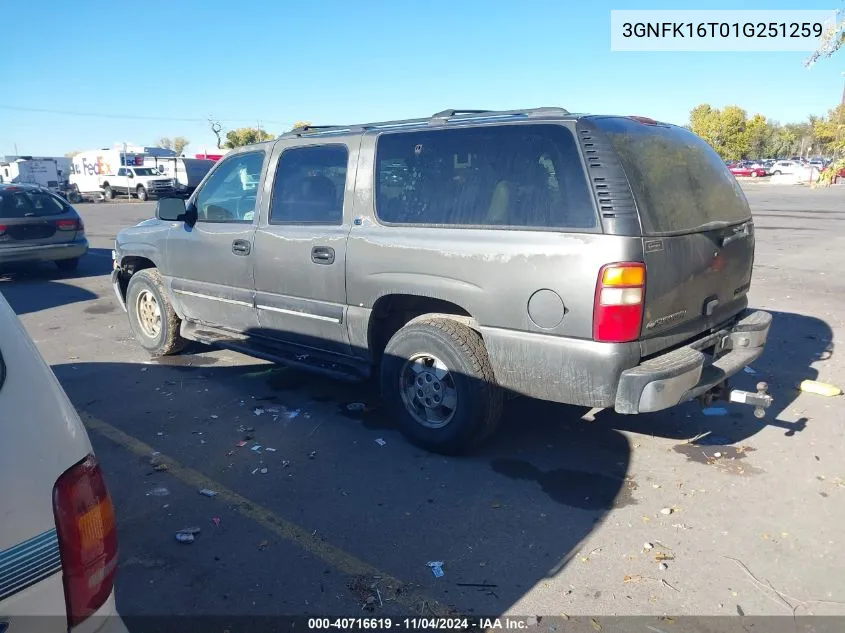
[49,309,830,617]
[0,247,112,315]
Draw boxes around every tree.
[173,136,189,154]
[208,118,224,150]
[687,104,750,160]
[158,137,173,150]
[223,127,274,148]
[743,114,770,159]
[64,150,79,158]
[719,105,749,160]
[290,120,313,131]
[689,104,721,151]
[804,7,844,66]
[814,104,845,156]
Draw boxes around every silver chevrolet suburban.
[112,107,772,454]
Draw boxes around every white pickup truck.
[70,150,176,201]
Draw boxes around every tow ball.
[729,381,774,419]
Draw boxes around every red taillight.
[56,219,79,231]
[52,455,118,627]
[593,262,646,343]
[0,224,6,236]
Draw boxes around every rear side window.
[0,190,66,218]
[375,124,597,230]
[270,145,348,225]
[596,118,751,235]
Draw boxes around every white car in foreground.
[0,294,128,633]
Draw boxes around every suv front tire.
[380,317,502,454]
[126,269,186,356]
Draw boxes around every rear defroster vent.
[575,120,638,228]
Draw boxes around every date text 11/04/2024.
[307,618,532,630]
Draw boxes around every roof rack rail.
[428,107,571,126]
[287,124,342,135]
[430,109,492,120]
[525,106,570,117]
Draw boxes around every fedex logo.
[80,156,112,176]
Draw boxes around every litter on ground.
[427,561,445,578]
[236,440,247,447]
[346,402,366,412]
[251,445,262,452]
[743,366,757,375]
[702,407,728,416]
[146,486,170,497]
[199,488,218,497]
[175,527,201,544]
[375,438,387,446]
[254,407,266,416]
[799,380,842,397]
[265,447,277,452]
[212,517,221,527]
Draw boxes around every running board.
[180,321,371,383]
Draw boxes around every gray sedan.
[0,183,88,270]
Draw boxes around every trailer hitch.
[729,381,773,419]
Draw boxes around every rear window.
[597,118,751,235]
[375,124,597,230]
[0,189,67,219]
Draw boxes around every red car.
[820,164,845,183]
[729,164,767,178]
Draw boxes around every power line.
[0,104,294,126]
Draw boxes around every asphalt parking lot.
[2,184,844,621]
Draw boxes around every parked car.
[729,164,767,178]
[0,293,128,633]
[70,150,176,201]
[112,108,773,454]
[143,156,215,197]
[770,160,801,175]
[0,183,89,271]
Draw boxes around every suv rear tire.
[126,269,186,356]
[380,317,502,454]
[136,185,148,201]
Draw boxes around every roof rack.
[277,107,573,139]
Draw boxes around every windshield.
[132,168,160,176]
[0,189,66,218]
[596,117,752,236]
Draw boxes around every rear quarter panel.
[0,297,91,616]
[346,132,643,341]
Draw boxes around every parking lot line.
[80,411,446,615]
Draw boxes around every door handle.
[311,246,335,265]
[720,224,749,247]
[232,239,251,255]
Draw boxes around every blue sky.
[1,0,843,156]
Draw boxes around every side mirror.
[127,172,135,179]
[156,197,187,222]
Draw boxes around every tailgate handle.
[721,223,750,247]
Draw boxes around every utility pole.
[841,72,845,106]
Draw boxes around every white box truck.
[69,150,176,201]
[143,156,214,196]
[0,158,61,190]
